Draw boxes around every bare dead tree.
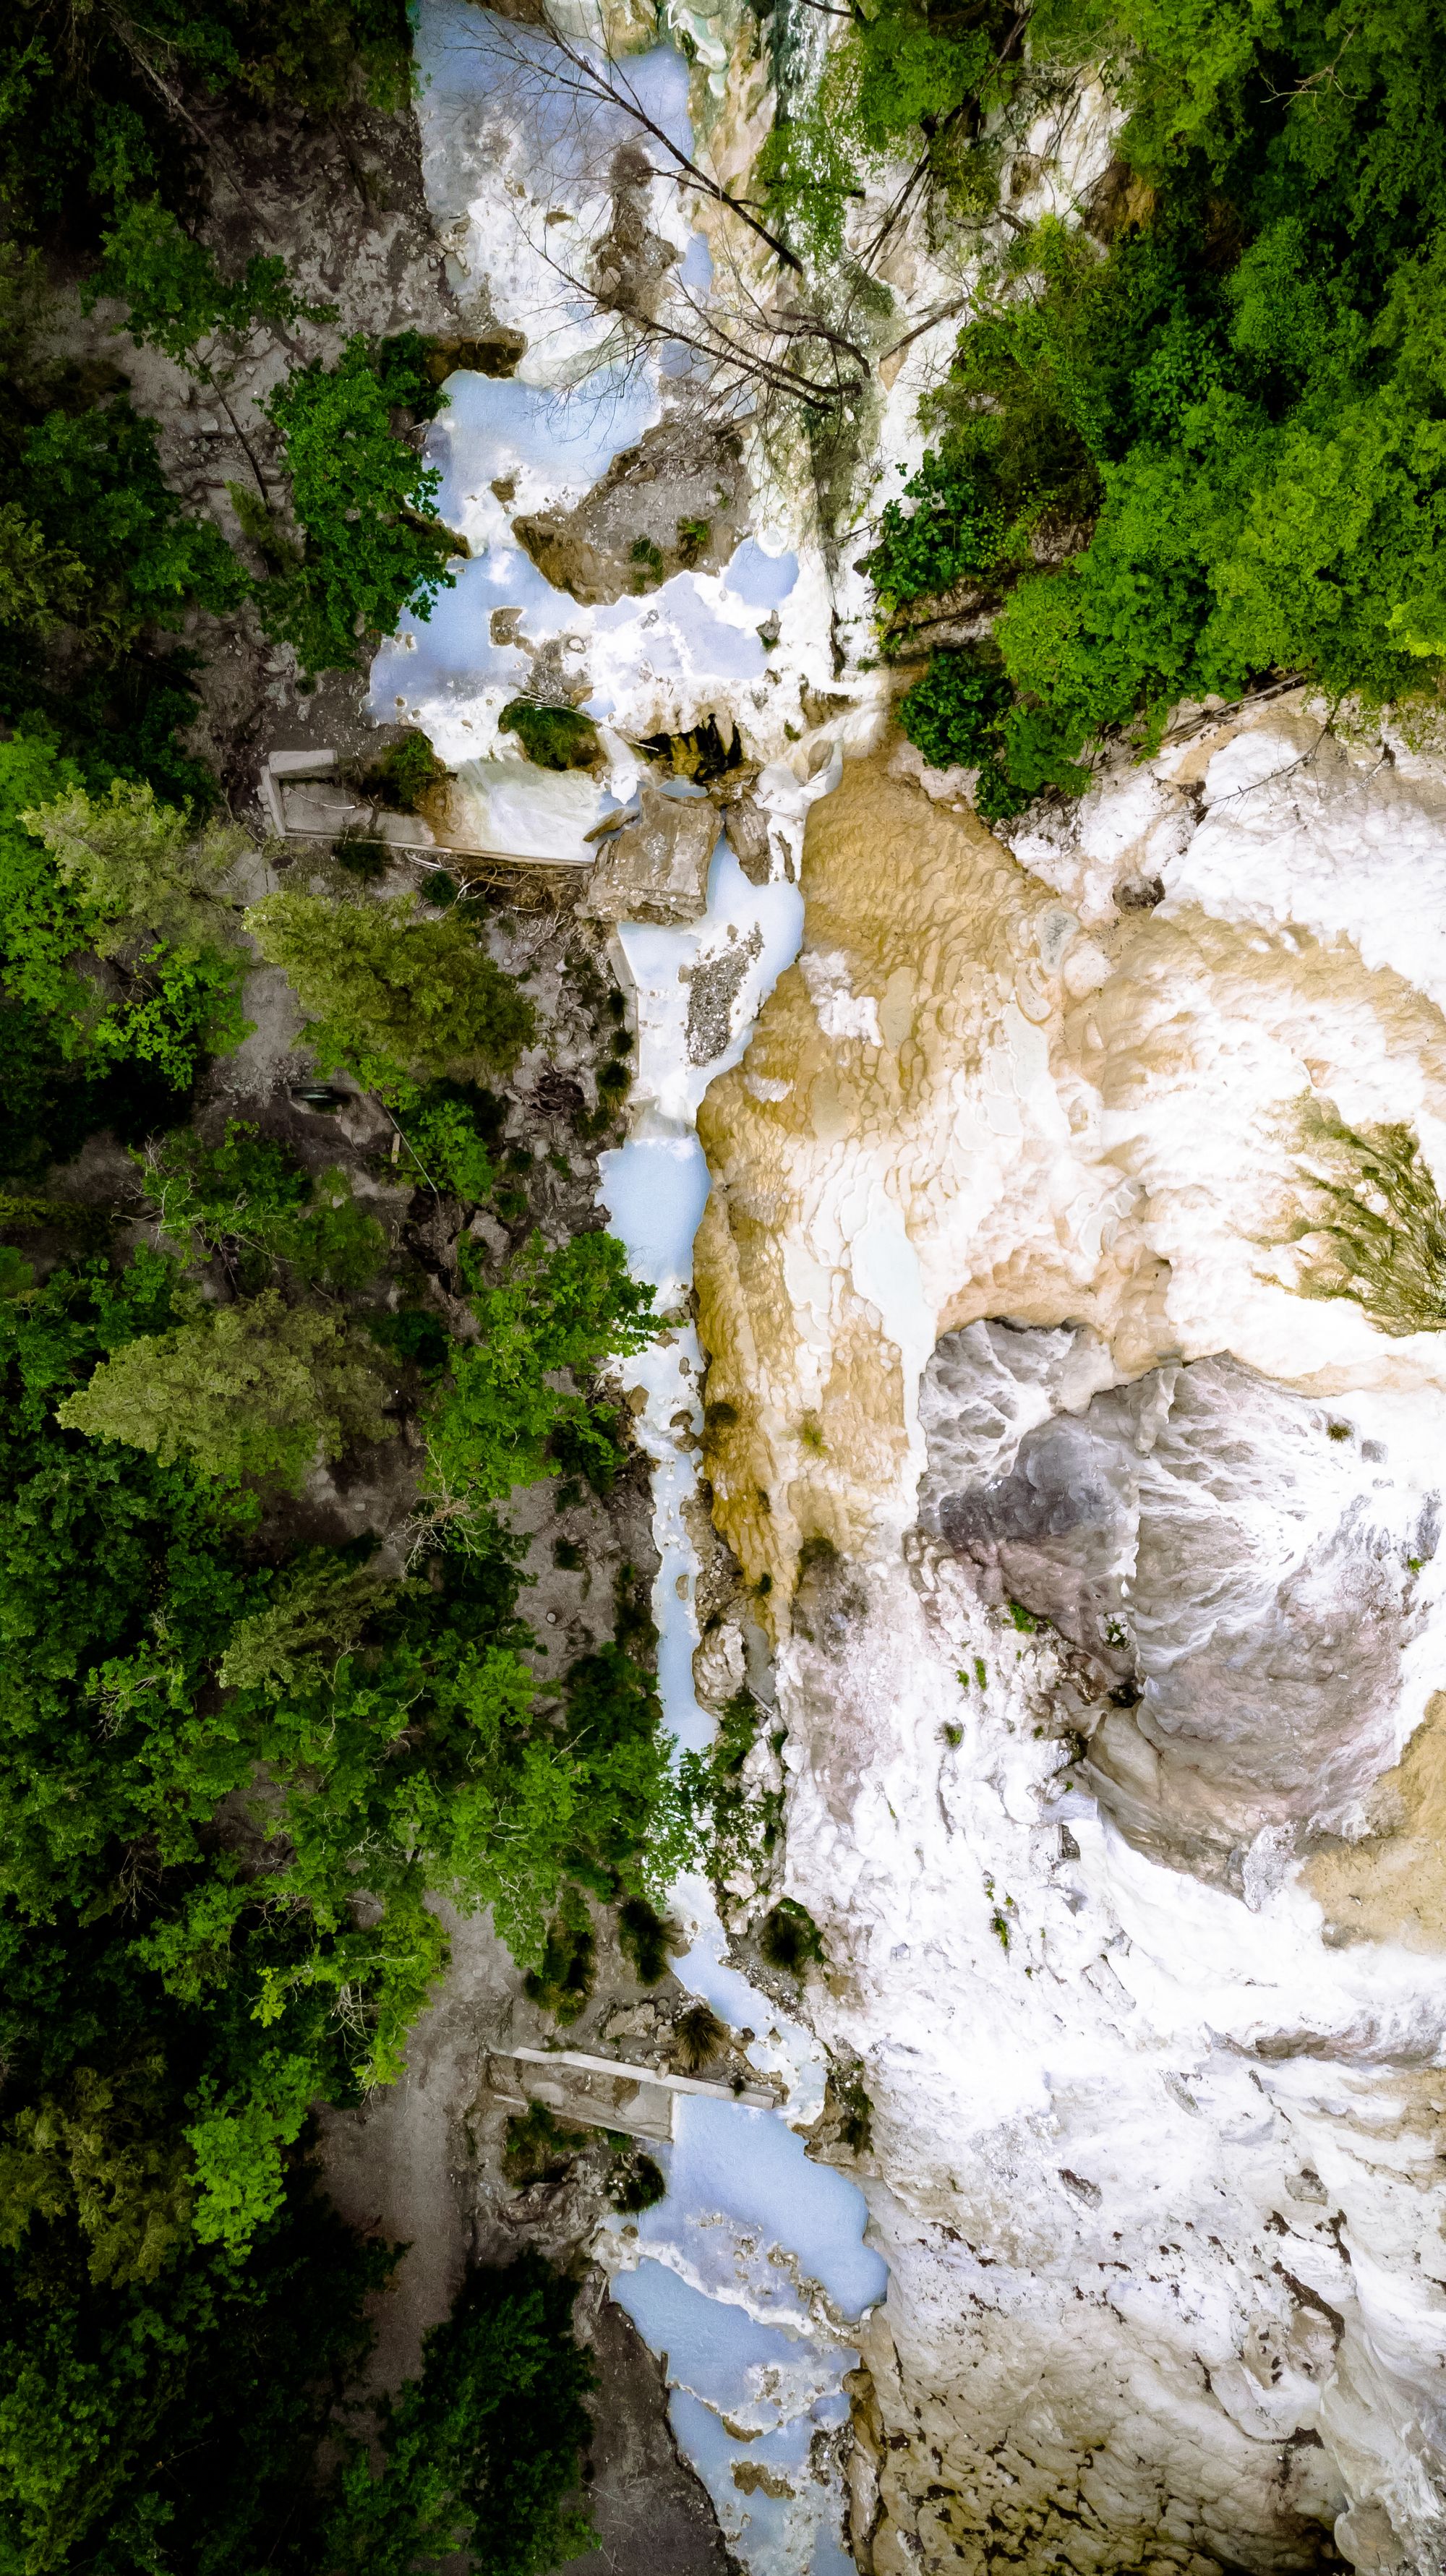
[526,195,867,427]
[463,6,806,275]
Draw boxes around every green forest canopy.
[0,0,455,799]
[0,729,672,2567]
[807,0,1446,813]
[0,6,672,2559]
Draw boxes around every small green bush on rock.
[500,702,602,773]
[758,1897,826,1979]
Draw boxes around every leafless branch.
[877,292,971,367]
[476,7,805,276]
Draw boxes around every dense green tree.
[324,2253,596,2576]
[0,0,412,244]
[425,1231,658,1510]
[58,1286,398,1492]
[871,0,1446,801]
[23,779,247,962]
[258,335,458,675]
[246,891,537,1087]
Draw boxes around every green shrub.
[606,2150,665,2214]
[502,2102,585,2184]
[679,1688,782,1901]
[500,701,602,773]
[758,1897,826,1978]
[0,253,237,796]
[258,337,458,677]
[56,1287,395,1491]
[628,537,664,594]
[617,1893,670,1984]
[754,116,863,265]
[84,199,321,374]
[0,0,412,246]
[359,729,450,813]
[424,1231,655,1510]
[217,1552,395,1694]
[673,2001,726,2070]
[0,746,249,1100]
[0,386,246,795]
[137,1119,307,1260]
[398,1079,504,1202]
[281,1171,389,1291]
[546,1399,631,1499]
[897,649,1042,819]
[523,1887,596,2026]
[865,451,1006,616]
[244,891,535,1088]
[1291,1113,1446,1335]
[555,1642,680,1895]
[364,1304,452,1376]
[323,2253,596,2576]
[8,401,249,656]
[333,830,390,881]
[0,2154,387,2576]
[0,1228,685,2102]
[759,0,1023,260]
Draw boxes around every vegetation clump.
[1291,1111,1446,1336]
[831,0,1446,814]
[424,1229,656,1512]
[865,450,1006,619]
[137,1121,388,1291]
[617,1893,672,1984]
[258,335,458,677]
[637,716,743,784]
[524,1889,597,2027]
[672,2001,727,2071]
[0,8,637,2564]
[680,1688,782,1911]
[758,0,1023,261]
[57,1283,395,1490]
[757,1896,826,1979]
[829,2063,874,2156]
[628,536,665,593]
[358,729,450,813]
[606,2149,665,2214]
[397,1077,505,1204]
[322,2253,596,2575]
[503,2102,586,2184]
[500,701,602,773]
[245,891,536,1088]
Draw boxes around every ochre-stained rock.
[692,733,1446,2576]
[696,753,1446,1604]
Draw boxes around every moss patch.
[500,701,602,773]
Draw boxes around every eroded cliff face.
[694,713,1446,2574]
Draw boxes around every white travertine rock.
[694,728,1446,2575]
